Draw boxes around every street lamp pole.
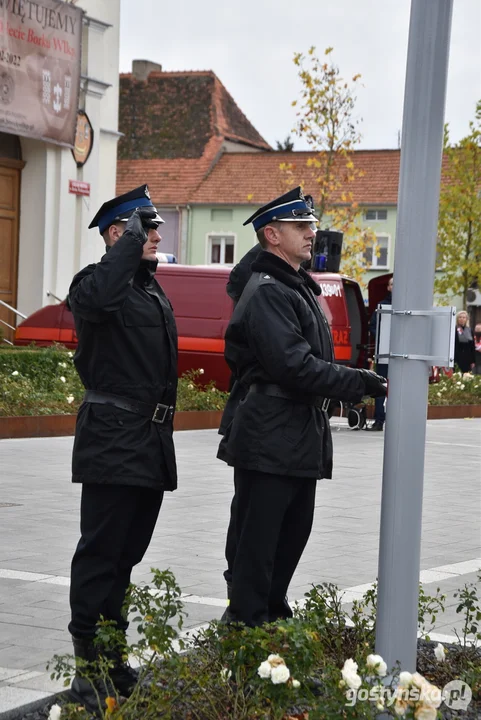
[375,0,453,672]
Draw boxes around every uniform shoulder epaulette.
[258,273,276,285]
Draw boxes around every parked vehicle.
[14,264,369,391]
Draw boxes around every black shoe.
[366,421,384,431]
[108,661,139,698]
[100,638,139,698]
[70,675,117,718]
[268,597,293,623]
[70,636,119,716]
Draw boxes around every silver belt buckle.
[152,403,172,424]
[321,398,330,412]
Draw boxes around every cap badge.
[144,186,151,199]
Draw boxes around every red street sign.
[69,180,90,196]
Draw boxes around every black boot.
[70,636,117,717]
[102,643,139,698]
[220,580,233,622]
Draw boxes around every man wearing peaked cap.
[88,184,164,234]
[243,185,318,231]
[67,185,178,713]
[217,186,387,627]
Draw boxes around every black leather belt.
[249,383,330,411]
[83,390,174,424]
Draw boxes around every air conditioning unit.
[466,288,481,306]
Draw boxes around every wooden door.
[0,166,20,343]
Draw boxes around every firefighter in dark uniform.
[218,187,387,627]
[67,185,178,713]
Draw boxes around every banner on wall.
[0,0,84,147]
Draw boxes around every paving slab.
[0,418,479,716]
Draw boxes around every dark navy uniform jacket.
[69,226,178,491]
[218,251,365,479]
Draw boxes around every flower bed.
[0,347,229,417]
[20,569,481,720]
[1,348,480,433]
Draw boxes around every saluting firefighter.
[218,187,387,627]
[68,186,178,713]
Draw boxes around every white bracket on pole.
[375,305,456,366]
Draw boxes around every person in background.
[366,276,393,431]
[474,323,481,375]
[454,310,475,373]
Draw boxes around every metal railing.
[0,299,27,345]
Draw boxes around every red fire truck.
[14,262,370,392]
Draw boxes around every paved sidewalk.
[0,419,479,716]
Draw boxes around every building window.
[364,209,388,221]
[211,208,233,222]
[208,234,235,264]
[364,235,390,269]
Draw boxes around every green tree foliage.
[284,47,375,283]
[436,101,481,305]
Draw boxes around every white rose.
[411,672,427,690]
[394,698,408,716]
[67,351,73,357]
[11,370,19,376]
[267,654,284,666]
[376,698,385,710]
[460,383,465,389]
[188,383,194,389]
[341,658,362,690]
[48,705,62,720]
[211,387,216,392]
[366,653,387,677]
[220,667,232,681]
[60,376,66,383]
[271,664,290,684]
[398,671,413,688]
[433,643,446,663]
[257,661,272,679]
[199,368,204,374]
[414,706,437,720]
[419,683,442,709]
[292,678,301,689]
[66,395,74,404]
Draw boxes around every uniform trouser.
[223,468,239,586]
[229,468,317,627]
[69,484,163,639]
[374,363,388,424]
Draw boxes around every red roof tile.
[116,136,225,205]
[190,149,402,205]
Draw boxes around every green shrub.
[48,571,481,719]
[428,371,481,405]
[0,347,229,417]
[0,345,83,416]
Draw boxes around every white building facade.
[0,0,120,340]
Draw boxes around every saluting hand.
[125,208,160,244]
[358,369,387,398]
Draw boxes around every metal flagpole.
[375,0,453,673]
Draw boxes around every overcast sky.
[119,0,480,151]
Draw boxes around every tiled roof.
[118,70,270,161]
[190,149,402,205]
[116,136,225,205]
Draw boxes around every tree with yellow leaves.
[436,101,481,307]
[287,47,375,282]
